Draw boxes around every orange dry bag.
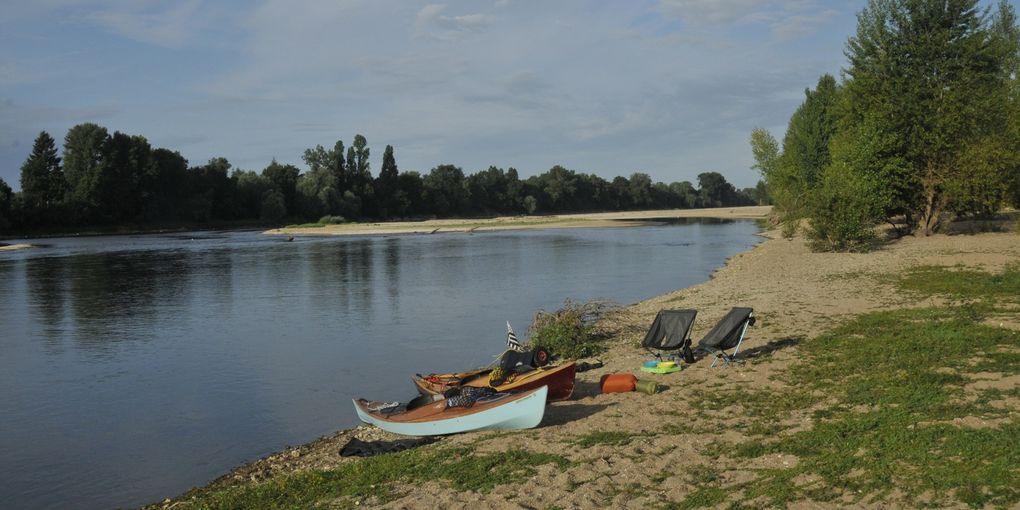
[600,373,637,393]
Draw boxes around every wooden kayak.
[353,386,548,436]
[412,361,576,401]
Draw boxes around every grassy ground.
[158,263,1020,509]
[669,264,1020,508]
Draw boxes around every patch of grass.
[572,431,643,448]
[285,222,325,229]
[179,447,568,509]
[686,264,1020,507]
[894,264,1020,304]
[664,486,728,509]
[717,307,1020,507]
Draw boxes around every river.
[0,218,760,509]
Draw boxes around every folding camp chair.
[694,307,755,367]
[641,309,698,363]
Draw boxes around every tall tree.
[262,159,300,214]
[375,145,400,218]
[423,164,469,216]
[844,0,1017,234]
[62,123,109,217]
[0,177,12,231]
[20,131,63,218]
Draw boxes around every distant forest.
[0,124,759,234]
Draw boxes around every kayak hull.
[353,385,548,436]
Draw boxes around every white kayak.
[352,385,547,436]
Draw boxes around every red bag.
[600,373,637,393]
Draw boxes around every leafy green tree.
[375,145,400,218]
[234,170,275,219]
[627,173,653,209]
[541,165,579,211]
[782,74,839,190]
[523,195,538,215]
[188,158,234,222]
[466,166,509,214]
[62,123,109,218]
[423,164,470,216]
[260,189,287,223]
[0,177,12,231]
[609,176,632,209]
[697,172,736,207]
[262,160,300,214]
[295,167,340,220]
[142,148,189,222]
[397,171,425,217]
[668,181,698,208]
[19,131,63,223]
[844,0,1017,234]
[97,132,151,222]
[805,163,885,252]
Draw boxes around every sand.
[265,205,773,237]
[0,243,32,252]
[150,221,1020,509]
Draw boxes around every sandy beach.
[265,205,773,237]
[150,219,1020,509]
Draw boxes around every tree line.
[751,0,1020,251]
[0,124,757,234]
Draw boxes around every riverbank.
[146,224,1020,509]
[265,205,772,237]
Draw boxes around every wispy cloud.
[414,4,494,40]
[85,1,206,48]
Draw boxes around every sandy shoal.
[0,243,32,252]
[151,224,1020,509]
[265,205,773,237]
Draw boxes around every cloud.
[773,9,840,39]
[414,4,494,40]
[657,0,772,25]
[656,0,841,39]
[84,0,208,48]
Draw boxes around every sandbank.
[265,205,772,237]
[0,243,32,252]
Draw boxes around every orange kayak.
[412,361,576,402]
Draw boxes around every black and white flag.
[506,321,522,351]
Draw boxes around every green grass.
[894,263,1020,303]
[179,447,569,509]
[686,264,1020,508]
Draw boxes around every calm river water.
[0,219,760,509]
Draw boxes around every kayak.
[353,386,548,436]
[412,361,576,401]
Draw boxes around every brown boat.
[412,361,576,402]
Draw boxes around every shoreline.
[265,205,772,237]
[148,221,1020,509]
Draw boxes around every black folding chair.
[694,307,755,367]
[641,309,698,363]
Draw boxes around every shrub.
[526,300,612,359]
[805,165,883,252]
[317,215,346,225]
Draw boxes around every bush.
[317,215,346,225]
[805,166,883,252]
[526,300,612,359]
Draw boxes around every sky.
[0,0,950,192]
